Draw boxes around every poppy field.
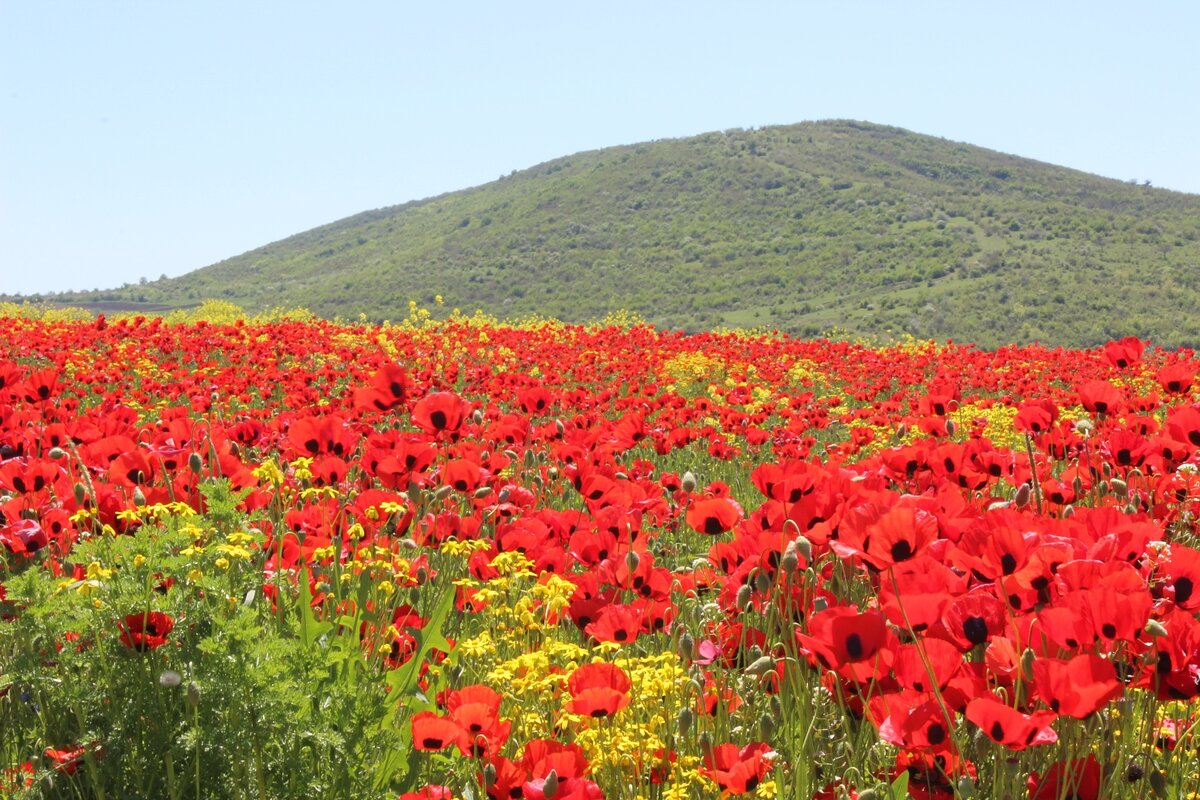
[4,305,1200,799]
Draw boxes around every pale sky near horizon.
[2,2,1197,295]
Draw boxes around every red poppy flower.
[796,607,894,680]
[965,696,1057,750]
[701,742,776,795]
[1031,653,1123,719]
[411,711,461,751]
[118,611,175,651]
[565,662,631,719]
[686,496,743,536]
[354,363,409,412]
[1103,336,1144,369]
[1027,755,1102,800]
[412,392,469,436]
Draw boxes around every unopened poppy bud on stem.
[794,535,813,562]
[736,583,754,611]
[1145,619,1169,638]
[759,713,775,740]
[1110,478,1128,497]
[74,483,87,505]
[473,486,493,499]
[681,471,697,493]
[1013,482,1031,508]
[48,447,67,460]
[435,484,453,500]
[745,655,776,677]
[188,452,203,474]
[625,550,640,572]
[542,769,558,798]
[677,707,694,736]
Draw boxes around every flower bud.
[473,486,493,499]
[1110,478,1128,497]
[472,409,484,425]
[780,546,799,576]
[758,713,775,741]
[681,471,697,493]
[1145,619,1169,638]
[188,452,204,474]
[1013,482,1031,508]
[736,583,754,611]
[794,535,813,562]
[482,763,497,789]
[435,484,453,500]
[625,549,640,572]
[745,655,776,677]
[1020,647,1036,678]
[187,681,201,707]
[678,632,695,660]
[677,707,694,736]
[503,449,518,461]
[542,769,558,798]
[754,571,772,595]
[74,482,87,505]
[48,447,67,460]
[133,487,147,507]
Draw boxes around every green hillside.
[23,120,1200,347]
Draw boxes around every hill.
[21,120,1200,348]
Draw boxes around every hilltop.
[22,120,1200,347]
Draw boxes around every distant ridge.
[24,120,1200,348]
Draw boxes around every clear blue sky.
[3,2,1197,295]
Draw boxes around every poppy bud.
[542,770,558,798]
[547,467,559,480]
[48,446,67,460]
[780,546,799,576]
[625,550,640,572]
[1013,482,1031,508]
[795,535,813,562]
[188,452,203,474]
[187,681,201,708]
[229,442,240,459]
[523,449,537,467]
[1020,647,1036,678]
[407,482,423,505]
[759,713,775,740]
[677,707,694,736]
[753,570,771,595]
[1110,478,1128,497]
[555,419,564,436]
[497,488,510,503]
[736,583,754,611]
[945,419,956,437]
[399,538,418,549]
[681,471,697,493]
[813,595,828,613]
[503,449,518,460]
[473,487,492,499]
[74,482,87,505]
[1149,769,1168,796]
[1098,479,1110,495]
[614,471,628,481]
[1145,619,1169,638]
[133,487,147,507]
[988,501,1010,512]
[1062,504,1075,518]
[435,485,453,500]
[697,731,714,760]
[896,423,908,439]
[472,409,483,425]
[1102,462,1112,479]
[482,763,497,789]
[745,655,776,677]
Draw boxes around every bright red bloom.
[965,696,1057,750]
[412,392,469,436]
[1031,653,1123,719]
[701,742,775,795]
[355,363,409,412]
[565,662,631,719]
[118,611,175,651]
[1027,755,1102,800]
[686,496,743,536]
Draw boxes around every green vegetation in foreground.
[18,120,1200,348]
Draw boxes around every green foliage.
[16,120,1200,348]
[0,479,457,800]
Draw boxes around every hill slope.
[28,121,1200,347]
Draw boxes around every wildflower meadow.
[3,302,1200,799]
